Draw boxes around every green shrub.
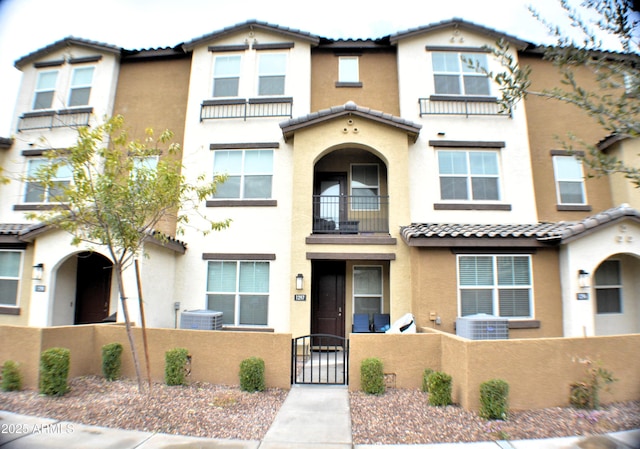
[39,347,70,396]
[165,348,189,386]
[479,379,509,420]
[239,357,266,392]
[421,368,434,393]
[361,357,385,395]
[569,359,617,410]
[101,343,123,381]
[569,382,592,409]
[1,360,22,392]
[427,371,452,406]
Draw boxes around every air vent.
[456,314,508,340]
[180,310,223,330]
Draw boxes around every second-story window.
[339,57,359,83]
[24,158,72,203]
[213,55,241,97]
[258,53,286,96]
[68,67,94,107]
[432,51,490,96]
[553,155,586,205]
[33,70,58,110]
[438,150,500,201]
[213,149,273,199]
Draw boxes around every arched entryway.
[51,251,114,325]
[593,253,640,335]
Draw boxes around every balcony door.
[314,173,347,232]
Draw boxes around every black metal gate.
[291,334,349,385]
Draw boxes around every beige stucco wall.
[409,246,564,338]
[288,115,413,338]
[311,50,400,115]
[605,139,640,209]
[521,54,614,222]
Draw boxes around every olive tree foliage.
[485,0,640,186]
[26,115,229,391]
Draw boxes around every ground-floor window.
[595,260,622,314]
[458,254,532,318]
[0,250,22,307]
[206,261,269,326]
[353,265,383,318]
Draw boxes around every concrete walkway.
[1,385,639,448]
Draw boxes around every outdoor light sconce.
[296,273,304,290]
[578,269,590,289]
[32,263,44,281]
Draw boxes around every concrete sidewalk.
[1,385,639,448]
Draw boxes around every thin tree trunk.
[114,263,144,393]
[135,259,152,392]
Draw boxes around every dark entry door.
[74,252,112,324]
[311,261,346,338]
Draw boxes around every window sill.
[206,199,277,207]
[335,82,363,88]
[222,326,274,332]
[0,306,20,315]
[508,320,540,329]
[434,203,512,211]
[556,204,592,212]
[14,204,62,211]
[430,95,497,103]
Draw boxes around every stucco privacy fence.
[1,324,639,411]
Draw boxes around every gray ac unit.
[456,314,508,340]
[180,310,223,330]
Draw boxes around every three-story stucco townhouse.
[1,19,638,339]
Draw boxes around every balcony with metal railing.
[419,96,511,118]
[312,195,389,234]
[17,107,93,131]
[200,97,293,121]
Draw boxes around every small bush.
[421,368,434,393]
[239,357,266,392]
[101,343,123,381]
[569,359,617,410]
[361,357,385,395]
[427,371,452,406]
[1,360,22,392]
[165,348,189,386]
[569,382,592,409]
[39,347,70,396]
[479,379,509,420]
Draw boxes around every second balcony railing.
[312,195,389,234]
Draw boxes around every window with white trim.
[339,57,359,83]
[438,150,500,201]
[213,149,273,199]
[68,66,94,107]
[206,261,269,326]
[24,158,72,203]
[595,260,622,314]
[0,251,22,307]
[353,266,383,318]
[213,55,241,97]
[33,70,58,110]
[258,53,286,96]
[351,164,379,210]
[553,155,586,205]
[432,52,490,96]
[458,255,532,318]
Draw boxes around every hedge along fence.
[0,324,292,391]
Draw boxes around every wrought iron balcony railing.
[419,96,511,118]
[17,108,93,131]
[312,195,389,234]
[200,97,293,121]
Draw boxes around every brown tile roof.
[401,204,640,246]
[280,101,422,142]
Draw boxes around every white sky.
[0,0,597,136]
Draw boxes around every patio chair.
[373,313,390,333]
[352,313,372,333]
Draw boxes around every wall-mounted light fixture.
[32,263,44,281]
[296,273,304,290]
[578,269,590,289]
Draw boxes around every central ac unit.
[456,314,508,340]
[180,310,223,330]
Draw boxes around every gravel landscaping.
[1,376,639,444]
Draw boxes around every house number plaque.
[294,294,306,301]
